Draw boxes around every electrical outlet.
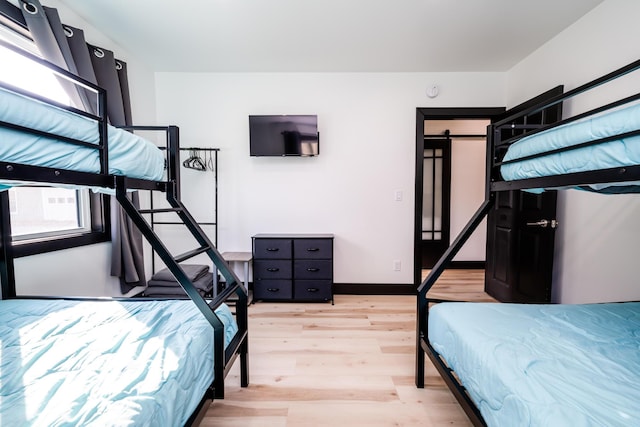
[393,260,401,271]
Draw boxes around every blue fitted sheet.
[501,102,640,187]
[0,299,238,426]
[0,86,165,182]
[428,302,640,427]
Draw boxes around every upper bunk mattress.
[500,102,640,185]
[0,86,164,181]
[0,298,238,426]
[428,301,640,427]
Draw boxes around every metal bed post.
[0,191,15,298]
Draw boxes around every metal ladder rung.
[138,207,183,214]
[174,245,210,263]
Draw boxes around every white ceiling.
[58,0,604,73]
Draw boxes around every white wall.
[12,1,158,297]
[507,0,640,303]
[155,72,505,285]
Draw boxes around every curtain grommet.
[63,26,74,38]
[22,1,38,15]
[116,61,123,71]
[93,48,105,59]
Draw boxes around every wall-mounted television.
[249,115,319,157]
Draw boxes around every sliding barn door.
[485,86,563,303]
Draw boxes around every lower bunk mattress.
[0,298,238,426]
[500,101,640,192]
[428,301,640,427]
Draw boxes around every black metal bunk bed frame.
[415,57,640,427]
[0,40,248,425]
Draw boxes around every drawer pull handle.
[266,248,279,252]
[307,268,320,272]
[267,288,280,292]
[266,268,280,272]
[307,288,319,292]
[306,248,319,252]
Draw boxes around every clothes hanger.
[183,149,206,171]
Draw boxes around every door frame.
[414,107,505,289]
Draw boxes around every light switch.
[394,190,403,201]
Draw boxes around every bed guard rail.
[490,57,640,192]
[0,37,109,174]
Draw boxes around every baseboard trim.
[333,283,415,295]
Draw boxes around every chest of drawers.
[252,233,334,303]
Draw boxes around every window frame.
[11,191,110,258]
[10,187,91,242]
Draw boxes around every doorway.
[413,107,505,288]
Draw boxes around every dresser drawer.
[254,260,292,279]
[293,238,332,259]
[294,280,332,301]
[254,239,292,259]
[294,259,332,279]
[254,280,293,300]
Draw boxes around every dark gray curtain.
[20,0,146,293]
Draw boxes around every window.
[8,187,91,241]
[0,23,109,256]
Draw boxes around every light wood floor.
[202,270,491,426]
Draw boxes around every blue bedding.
[0,299,238,426]
[429,302,640,427]
[501,102,640,187]
[0,85,165,182]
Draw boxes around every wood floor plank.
[250,336,382,355]
[207,270,484,426]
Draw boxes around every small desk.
[221,251,252,291]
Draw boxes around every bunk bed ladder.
[114,176,249,399]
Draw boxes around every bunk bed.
[416,58,640,427]
[0,40,249,425]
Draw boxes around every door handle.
[526,219,558,229]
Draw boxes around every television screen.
[249,115,319,156]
